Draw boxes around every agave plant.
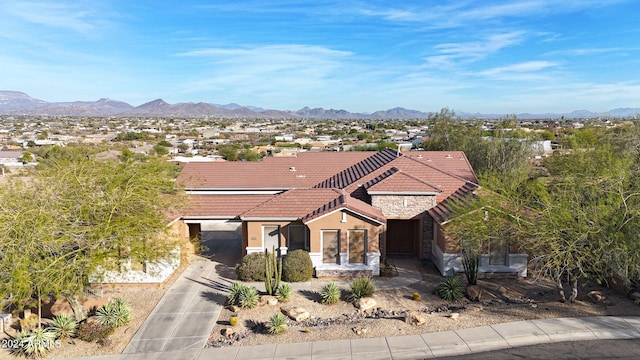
[227,281,245,306]
[320,282,341,305]
[349,276,375,301]
[48,314,78,339]
[434,276,465,302]
[11,329,57,357]
[95,298,132,328]
[238,285,259,309]
[275,283,292,303]
[267,312,287,334]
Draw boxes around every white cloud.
[478,60,559,80]
[424,31,525,68]
[3,1,101,35]
[359,0,630,28]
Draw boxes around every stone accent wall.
[371,195,436,218]
[422,214,434,259]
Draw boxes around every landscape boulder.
[588,290,613,305]
[466,285,483,302]
[404,311,427,326]
[222,328,235,339]
[355,297,377,311]
[260,295,278,306]
[281,306,310,322]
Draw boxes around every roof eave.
[240,217,300,221]
[368,191,441,196]
[303,207,386,226]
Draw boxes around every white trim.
[242,217,298,221]
[166,217,182,227]
[305,208,384,226]
[182,216,237,221]
[183,189,287,194]
[246,246,263,254]
[368,191,440,195]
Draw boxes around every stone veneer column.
[422,214,434,260]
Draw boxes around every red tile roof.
[178,150,479,222]
[238,188,386,224]
[176,151,374,189]
[365,168,442,194]
[182,194,274,218]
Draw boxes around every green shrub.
[275,283,292,303]
[227,281,245,305]
[320,282,341,304]
[267,312,288,334]
[235,252,266,281]
[48,314,78,339]
[282,250,313,282]
[95,298,132,328]
[238,285,259,309]
[349,276,375,301]
[10,329,58,357]
[434,276,465,302]
[77,321,114,342]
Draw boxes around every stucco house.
[175,149,528,277]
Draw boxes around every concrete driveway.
[122,229,240,354]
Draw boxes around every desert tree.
[0,146,183,321]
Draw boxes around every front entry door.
[263,225,280,250]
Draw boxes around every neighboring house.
[176,149,528,277]
[0,151,24,167]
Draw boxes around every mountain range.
[1,91,639,120]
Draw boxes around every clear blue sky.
[1,0,639,114]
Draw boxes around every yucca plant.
[320,282,341,304]
[349,276,375,301]
[48,314,78,339]
[227,281,245,306]
[95,298,132,328]
[238,285,259,309]
[434,276,465,302]
[267,312,288,334]
[11,329,57,357]
[275,283,292,303]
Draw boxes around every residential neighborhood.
[2,113,640,360]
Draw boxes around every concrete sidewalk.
[73,316,640,359]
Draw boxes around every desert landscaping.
[1,256,639,360]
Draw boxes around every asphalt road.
[439,339,640,360]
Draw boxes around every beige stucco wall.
[371,194,436,218]
[168,219,192,260]
[305,210,382,254]
[242,211,382,254]
[245,221,296,249]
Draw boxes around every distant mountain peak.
[0,90,638,119]
[138,99,170,108]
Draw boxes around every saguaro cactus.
[264,246,282,295]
